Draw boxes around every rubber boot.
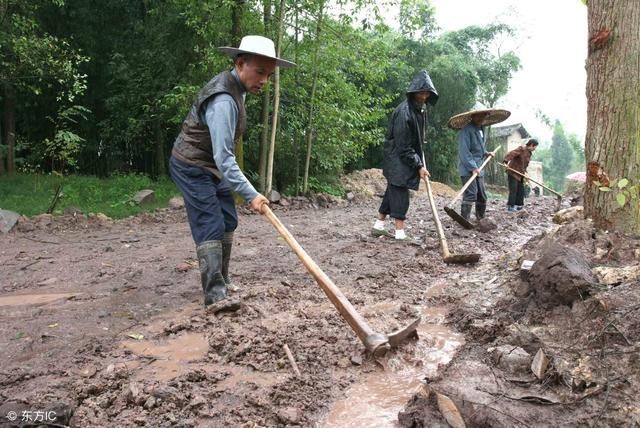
[222,232,239,292]
[196,240,226,306]
[475,203,486,220]
[461,202,473,222]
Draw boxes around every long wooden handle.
[261,206,376,343]
[498,163,562,197]
[449,147,501,207]
[423,176,451,258]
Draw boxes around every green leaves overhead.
[3,0,521,191]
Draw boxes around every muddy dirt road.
[1,177,638,427]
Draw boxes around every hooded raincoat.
[382,70,439,191]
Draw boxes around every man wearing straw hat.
[457,111,493,222]
[371,70,439,241]
[448,108,509,222]
[169,35,295,307]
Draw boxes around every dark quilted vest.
[171,71,247,178]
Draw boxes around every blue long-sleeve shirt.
[457,123,487,177]
[198,71,258,203]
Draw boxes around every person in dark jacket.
[372,70,438,241]
[503,138,538,211]
[457,112,493,221]
[169,36,295,307]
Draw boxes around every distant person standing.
[503,138,539,211]
[371,70,438,241]
[169,35,295,307]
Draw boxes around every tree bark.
[2,84,16,175]
[265,0,285,195]
[258,0,272,193]
[584,0,640,232]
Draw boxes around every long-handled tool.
[261,205,421,357]
[444,147,500,229]
[423,176,480,264]
[498,163,563,210]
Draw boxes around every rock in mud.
[133,189,155,206]
[527,243,597,307]
[553,206,583,224]
[168,196,185,210]
[593,265,640,285]
[398,387,449,428]
[490,345,532,374]
[531,348,550,379]
[475,218,497,233]
[0,209,19,233]
[205,299,242,315]
[277,406,302,424]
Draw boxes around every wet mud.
[2,175,638,427]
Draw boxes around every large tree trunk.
[2,84,16,175]
[584,0,640,232]
[265,0,285,196]
[258,0,272,193]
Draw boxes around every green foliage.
[0,173,179,218]
[305,176,345,197]
[546,120,574,191]
[399,0,438,40]
[42,105,90,172]
[3,0,522,196]
[595,177,639,209]
[0,1,88,100]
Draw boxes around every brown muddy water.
[321,306,464,427]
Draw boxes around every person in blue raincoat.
[371,70,439,241]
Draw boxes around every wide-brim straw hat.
[447,108,511,130]
[219,35,296,68]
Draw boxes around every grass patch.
[0,173,180,219]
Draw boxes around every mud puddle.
[123,332,209,381]
[321,306,464,427]
[0,292,79,307]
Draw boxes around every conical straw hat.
[447,108,511,130]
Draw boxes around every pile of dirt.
[399,212,640,427]
[341,168,457,200]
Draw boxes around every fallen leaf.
[48,323,58,328]
[436,392,466,428]
[127,333,144,340]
